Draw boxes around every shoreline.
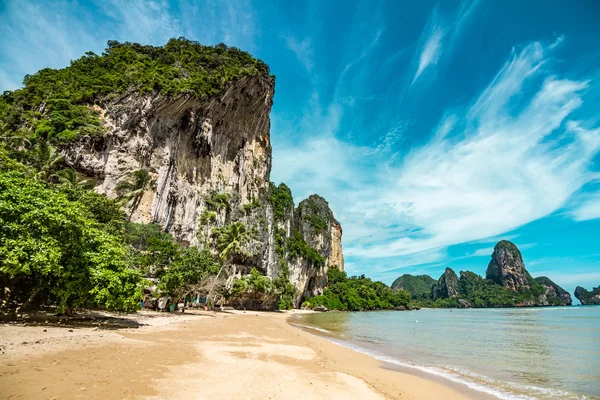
[288,315,498,400]
[1,309,485,399]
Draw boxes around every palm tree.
[56,168,92,189]
[29,141,64,182]
[115,169,152,219]
[208,222,250,308]
[216,222,250,262]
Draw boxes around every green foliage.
[0,38,272,144]
[305,267,411,311]
[199,210,217,225]
[273,260,296,310]
[391,274,436,300]
[287,230,325,267]
[0,171,144,312]
[158,247,220,301]
[230,266,297,310]
[269,182,294,221]
[412,269,566,308]
[213,222,250,261]
[242,196,261,214]
[205,192,231,212]
[116,169,151,206]
[306,214,328,233]
[125,222,179,277]
[302,197,329,233]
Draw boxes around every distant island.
[392,240,575,308]
[574,285,600,305]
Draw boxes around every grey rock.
[486,241,530,291]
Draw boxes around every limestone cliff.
[574,286,600,305]
[486,240,530,291]
[535,277,572,306]
[63,75,343,306]
[432,268,461,299]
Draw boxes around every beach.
[0,310,474,400]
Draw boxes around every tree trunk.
[17,287,42,313]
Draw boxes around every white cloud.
[469,247,495,257]
[275,40,600,267]
[411,1,480,84]
[413,27,445,83]
[284,36,313,72]
[569,191,600,221]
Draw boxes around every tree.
[17,140,64,182]
[115,169,151,219]
[207,222,251,307]
[215,221,250,262]
[0,171,144,314]
[56,168,92,189]
[158,247,220,308]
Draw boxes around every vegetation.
[242,196,261,214]
[405,268,565,308]
[269,182,294,222]
[287,230,325,267]
[301,196,329,233]
[0,171,144,313]
[230,267,296,310]
[0,38,272,145]
[158,247,220,305]
[115,169,152,217]
[391,274,436,300]
[304,267,411,311]
[205,192,231,212]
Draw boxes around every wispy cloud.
[411,0,480,85]
[413,27,445,83]
[276,39,600,268]
[284,36,313,72]
[568,188,600,221]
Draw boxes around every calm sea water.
[297,306,600,399]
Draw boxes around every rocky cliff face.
[432,268,461,299]
[535,277,572,306]
[63,76,343,306]
[486,240,530,291]
[574,286,600,305]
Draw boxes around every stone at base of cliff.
[458,299,472,308]
[313,305,329,312]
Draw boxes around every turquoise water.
[297,306,600,399]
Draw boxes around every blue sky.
[1,0,599,295]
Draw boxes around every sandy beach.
[0,310,476,399]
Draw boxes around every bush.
[304,267,410,311]
[0,171,144,312]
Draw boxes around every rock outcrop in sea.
[574,286,600,305]
[62,68,343,306]
[393,241,573,308]
[535,277,573,306]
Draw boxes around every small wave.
[315,337,585,400]
[291,323,331,334]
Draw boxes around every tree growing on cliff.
[116,169,152,219]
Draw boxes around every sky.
[1,0,599,296]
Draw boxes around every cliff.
[391,274,436,300]
[394,241,572,308]
[574,286,600,305]
[486,240,530,291]
[28,39,343,308]
[535,277,572,306]
[432,268,460,299]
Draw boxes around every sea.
[295,306,600,399]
